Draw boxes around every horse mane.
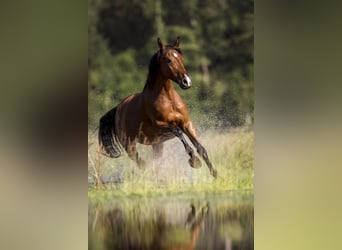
[143,46,182,91]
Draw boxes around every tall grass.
[88,127,254,198]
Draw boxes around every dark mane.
[143,46,182,91]
[143,52,159,91]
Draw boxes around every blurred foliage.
[88,0,254,129]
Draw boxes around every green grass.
[88,127,254,199]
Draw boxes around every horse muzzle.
[177,74,192,89]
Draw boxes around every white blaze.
[184,74,191,87]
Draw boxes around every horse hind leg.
[152,142,165,170]
[152,143,163,161]
[125,142,146,169]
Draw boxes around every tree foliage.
[88,0,254,129]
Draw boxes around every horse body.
[99,37,217,178]
[116,81,183,146]
[142,80,190,140]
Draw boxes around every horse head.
[157,37,192,89]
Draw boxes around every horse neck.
[161,79,175,96]
[143,75,176,98]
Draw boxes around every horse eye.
[167,59,172,63]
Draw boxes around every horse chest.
[153,98,184,124]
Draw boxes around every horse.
[99,37,217,178]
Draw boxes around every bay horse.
[99,37,217,178]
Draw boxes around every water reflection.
[89,193,253,250]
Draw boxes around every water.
[89,191,253,250]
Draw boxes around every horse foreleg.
[170,126,202,169]
[183,122,218,178]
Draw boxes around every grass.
[88,127,254,199]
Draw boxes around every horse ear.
[157,37,165,49]
[173,37,180,48]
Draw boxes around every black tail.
[98,107,122,158]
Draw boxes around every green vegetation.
[88,128,253,198]
[88,0,254,129]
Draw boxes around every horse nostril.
[179,74,191,88]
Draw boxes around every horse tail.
[98,106,122,158]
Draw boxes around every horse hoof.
[189,156,202,169]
